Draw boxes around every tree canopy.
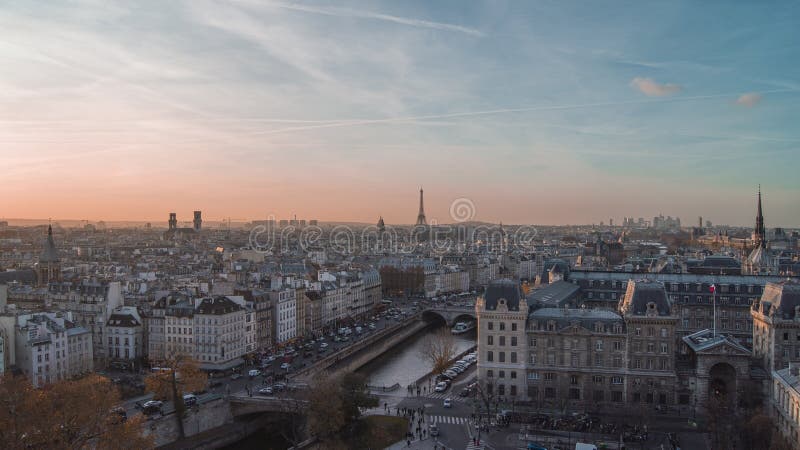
[0,373,152,450]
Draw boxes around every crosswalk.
[426,414,470,425]
[426,392,469,402]
[465,441,485,450]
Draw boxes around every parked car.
[258,387,273,395]
[183,394,197,406]
[142,400,163,415]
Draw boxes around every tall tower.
[193,211,202,231]
[415,188,427,226]
[168,212,177,230]
[754,185,766,247]
[37,225,62,286]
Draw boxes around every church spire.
[416,187,427,226]
[755,185,766,248]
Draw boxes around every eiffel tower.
[416,188,427,226]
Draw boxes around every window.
[530,337,537,348]
[593,375,604,383]
[499,352,506,363]
[569,388,580,400]
[510,385,517,396]
[611,376,623,385]
[511,371,517,379]
[612,391,623,402]
[499,384,505,396]
[594,390,604,401]
[488,322,493,331]
[487,351,494,362]
[660,342,668,353]
[570,375,578,385]
[544,372,555,381]
[545,387,555,398]
[660,328,668,338]
[511,323,517,331]
[529,353,536,364]
[511,352,517,363]
[635,328,641,336]
[499,370,505,378]
[511,336,517,346]
[487,370,493,378]
[487,335,494,345]
[647,342,655,353]
[571,354,578,367]
[499,336,506,346]
[499,323,505,331]
[528,372,539,380]
[596,340,604,351]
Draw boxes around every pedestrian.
[406,439,410,447]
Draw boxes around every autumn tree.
[306,372,378,443]
[0,373,152,450]
[144,353,207,439]
[307,373,346,441]
[419,327,457,375]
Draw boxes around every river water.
[357,323,477,389]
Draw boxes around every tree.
[307,373,346,441]
[419,327,457,375]
[0,373,153,450]
[306,372,378,443]
[339,372,378,434]
[144,353,207,439]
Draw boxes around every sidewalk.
[385,437,453,449]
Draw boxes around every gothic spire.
[755,185,766,248]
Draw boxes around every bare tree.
[419,327,457,375]
[144,353,207,440]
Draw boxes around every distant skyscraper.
[416,188,427,226]
[168,212,177,230]
[193,211,202,231]
[698,216,703,228]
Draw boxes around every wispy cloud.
[253,1,485,37]
[736,92,762,107]
[630,77,682,96]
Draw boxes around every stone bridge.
[421,305,477,327]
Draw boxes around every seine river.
[357,323,477,389]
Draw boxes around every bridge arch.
[421,310,448,325]
[421,308,477,327]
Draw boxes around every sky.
[1,0,799,226]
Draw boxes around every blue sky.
[1,0,798,226]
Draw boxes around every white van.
[248,369,261,377]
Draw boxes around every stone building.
[106,306,143,369]
[476,279,529,401]
[751,280,800,375]
[772,365,800,444]
[15,312,92,387]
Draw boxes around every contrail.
[239,88,800,137]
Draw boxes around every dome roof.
[39,225,61,263]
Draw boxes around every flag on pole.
[709,284,716,293]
